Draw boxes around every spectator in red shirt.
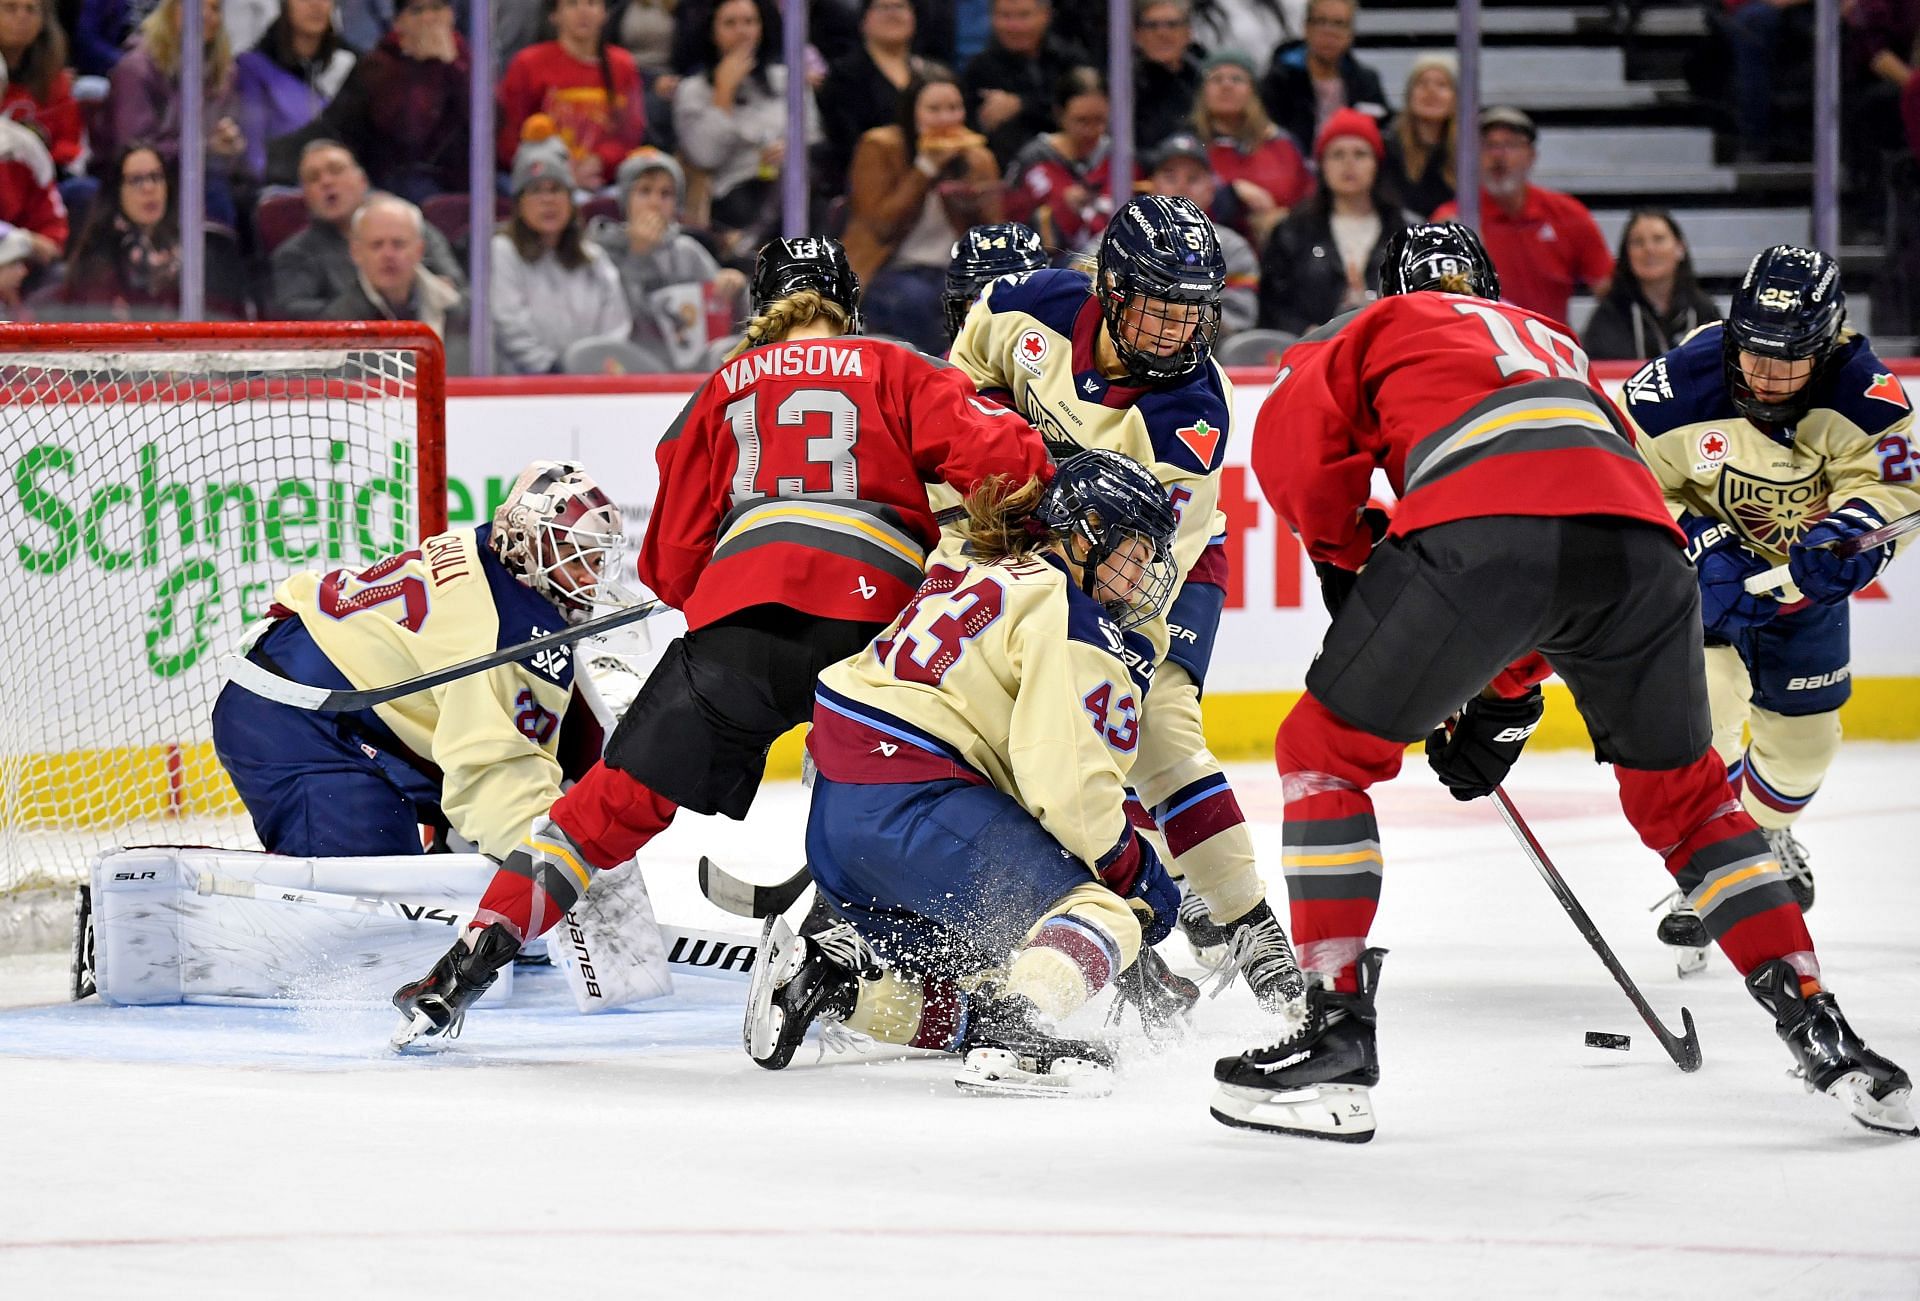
[0,0,81,176]
[497,0,647,191]
[0,104,62,313]
[1190,48,1310,246]
[1433,106,1612,330]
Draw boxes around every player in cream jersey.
[1624,246,1920,962]
[943,194,1301,1011]
[743,451,1297,1095]
[211,461,623,861]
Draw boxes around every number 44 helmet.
[1037,449,1180,632]
[751,236,864,334]
[490,460,626,624]
[943,222,1048,342]
[1722,244,1846,427]
[1095,195,1225,385]
[1380,221,1501,299]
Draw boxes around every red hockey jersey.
[1251,291,1681,573]
[639,337,1052,630]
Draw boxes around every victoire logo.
[9,438,415,678]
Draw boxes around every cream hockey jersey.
[808,548,1159,880]
[1625,326,1920,593]
[264,526,588,860]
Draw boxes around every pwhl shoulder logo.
[1175,418,1222,466]
[1866,372,1910,409]
[1014,329,1049,377]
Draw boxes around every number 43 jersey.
[1252,291,1681,572]
[639,337,1051,631]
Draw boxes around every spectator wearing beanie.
[1131,0,1205,157]
[1190,47,1310,246]
[234,0,356,180]
[492,137,631,374]
[498,0,646,192]
[590,147,747,369]
[1433,106,1612,329]
[1142,132,1257,335]
[1257,107,1414,335]
[1382,50,1455,218]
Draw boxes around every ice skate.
[954,991,1116,1099]
[743,915,877,1069]
[1176,881,1231,968]
[1213,900,1309,1017]
[1763,827,1815,911]
[389,922,521,1051]
[1652,890,1710,976]
[1746,960,1916,1138]
[69,884,95,1002]
[1210,947,1385,1143]
[1107,944,1200,1038]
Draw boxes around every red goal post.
[0,322,448,922]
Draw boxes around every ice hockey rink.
[2,746,1915,1300]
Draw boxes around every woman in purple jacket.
[234,0,357,178]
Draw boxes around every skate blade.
[389,1010,448,1054]
[954,1048,1113,1099]
[1209,1081,1376,1143]
[1826,1073,1920,1138]
[1674,946,1708,978]
[742,916,800,1063]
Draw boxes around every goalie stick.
[218,598,666,712]
[697,856,812,919]
[1491,787,1704,1073]
[193,872,757,978]
[1743,506,1920,595]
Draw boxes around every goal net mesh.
[0,325,445,902]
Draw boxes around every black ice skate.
[1108,944,1200,1038]
[389,922,521,1051]
[743,914,877,1070]
[1176,881,1232,965]
[1210,947,1386,1143]
[1216,900,1309,1015]
[70,884,95,1001]
[955,990,1116,1099]
[1653,891,1710,977]
[1746,960,1917,1138]
[1762,827,1815,911]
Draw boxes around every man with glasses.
[1257,0,1386,156]
[1133,0,1206,155]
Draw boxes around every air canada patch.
[1174,418,1223,466]
[1865,372,1910,409]
[1014,329,1049,377]
[1697,429,1730,464]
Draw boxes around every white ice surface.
[2,748,1917,1300]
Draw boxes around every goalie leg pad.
[548,862,673,1013]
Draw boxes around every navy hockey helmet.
[1094,195,1225,385]
[1722,244,1846,427]
[943,222,1048,342]
[1379,221,1501,300]
[1037,448,1180,631]
[750,236,864,333]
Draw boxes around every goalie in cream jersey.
[1623,246,1920,960]
[941,194,1301,1012]
[210,460,625,861]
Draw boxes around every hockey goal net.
[0,323,446,934]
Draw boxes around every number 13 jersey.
[1252,291,1681,573]
[639,337,1052,630]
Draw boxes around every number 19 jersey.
[1252,291,1681,573]
[639,337,1052,631]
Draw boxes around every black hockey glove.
[1314,509,1390,618]
[1424,686,1545,802]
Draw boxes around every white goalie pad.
[548,861,674,1013]
[90,848,515,1008]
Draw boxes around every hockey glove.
[1314,561,1359,618]
[1789,501,1893,605]
[1682,515,1780,637]
[1424,686,1544,802]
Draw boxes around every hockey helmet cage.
[943,222,1048,342]
[1037,448,1180,632]
[1094,195,1226,385]
[1379,221,1501,300]
[750,236,864,334]
[490,460,626,624]
[1722,244,1846,427]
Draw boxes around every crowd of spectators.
[21,0,1920,367]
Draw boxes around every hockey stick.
[1743,507,1920,595]
[194,872,759,979]
[697,856,812,919]
[1490,787,1704,1073]
[218,598,667,712]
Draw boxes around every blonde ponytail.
[724,290,854,361]
[959,475,1051,562]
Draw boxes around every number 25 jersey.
[1252,291,1681,571]
[639,337,1052,631]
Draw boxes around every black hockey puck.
[1584,1031,1631,1051]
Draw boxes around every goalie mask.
[490,460,625,624]
[1037,449,1179,632]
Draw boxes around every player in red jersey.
[391,236,1053,1048]
[1209,223,1913,1142]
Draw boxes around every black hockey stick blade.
[698,857,812,919]
[1492,786,1704,1073]
[219,599,665,712]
